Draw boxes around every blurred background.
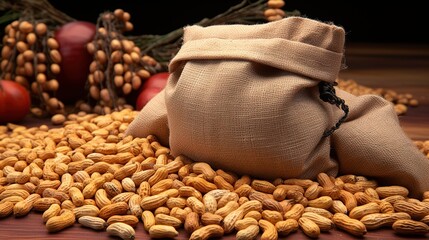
[0,0,427,45]
[44,0,427,44]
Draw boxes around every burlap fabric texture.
[126,17,429,198]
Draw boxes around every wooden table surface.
[340,43,429,141]
[1,43,429,239]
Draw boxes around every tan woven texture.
[126,17,429,198]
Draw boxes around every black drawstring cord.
[318,81,349,137]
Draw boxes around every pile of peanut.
[1,109,429,240]
[337,78,419,115]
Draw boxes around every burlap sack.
[333,90,429,197]
[126,17,429,197]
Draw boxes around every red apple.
[55,21,96,104]
[0,80,31,123]
[136,72,169,110]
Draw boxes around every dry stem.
[1,0,300,68]
[129,0,300,67]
